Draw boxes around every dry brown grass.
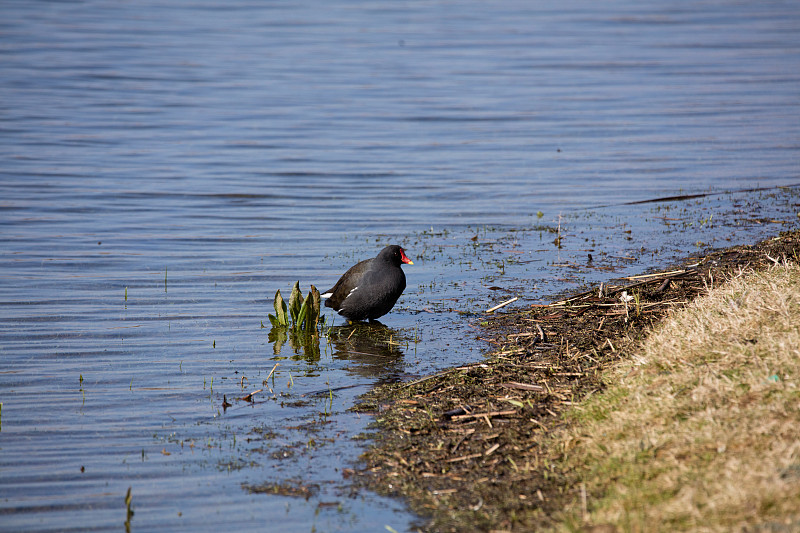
[555,262,800,532]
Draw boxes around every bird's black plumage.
[322,245,413,321]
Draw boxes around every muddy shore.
[351,228,800,532]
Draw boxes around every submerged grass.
[555,262,800,532]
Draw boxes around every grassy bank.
[353,230,800,532]
[554,261,800,532]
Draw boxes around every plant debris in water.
[243,479,320,500]
[352,229,800,532]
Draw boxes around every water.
[1,1,799,531]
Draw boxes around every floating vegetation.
[124,487,134,533]
[218,458,258,472]
[242,479,319,500]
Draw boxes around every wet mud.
[352,229,800,532]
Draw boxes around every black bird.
[321,245,413,322]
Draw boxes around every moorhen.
[321,245,413,322]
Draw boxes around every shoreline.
[352,228,800,532]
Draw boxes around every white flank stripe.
[344,286,358,300]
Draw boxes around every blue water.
[1,1,799,531]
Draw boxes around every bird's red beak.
[400,249,414,265]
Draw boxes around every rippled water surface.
[1,1,799,531]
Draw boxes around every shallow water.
[1,1,799,531]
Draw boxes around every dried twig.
[265,362,279,381]
[486,297,519,313]
[625,269,687,280]
[500,382,545,392]
[241,389,262,402]
[447,453,482,463]
[451,409,517,421]
[263,362,280,393]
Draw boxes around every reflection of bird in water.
[326,322,406,379]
